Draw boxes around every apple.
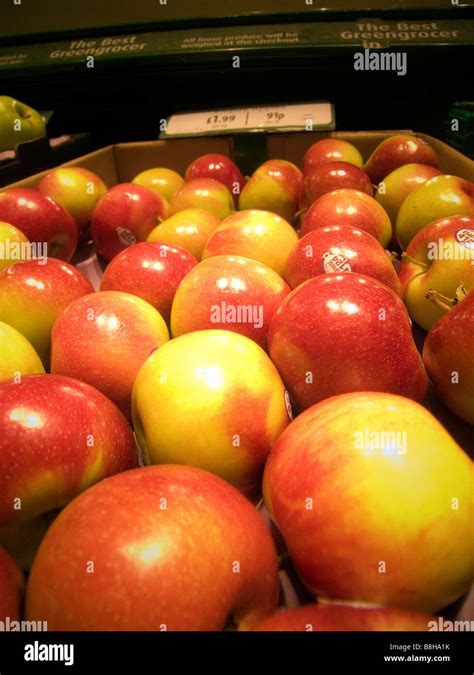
[396,175,474,250]
[202,209,299,277]
[170,255,290,349]
[101,242,197,324]
[0,321,44,383]
[0,258,93,367]
[285,225,401,295]
[132,167,184,202]
[301,162,373,209]
[51,291,169,419]
[0,221,31,271]
[37,167,107,240]
[185,154,245,206]
[375,163,442,227]
[253,603,435,631]
[0,547,24,621]
[0,188,78,261]
[398,215,474,330]
[169,178,233,220]
[239,159,303,222]
[0,96,45,152]
[303,138,363,175]
[364,135,439,184]
[26,464,279,630]
[91,183,169,262]
[147,208,221,260]
[0,374,137,568]
[301,189,392,248]
[132,330,291,494]
[423,287,474,424]
[263,391,473,613]
[268,273,428,411]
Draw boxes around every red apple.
[37,167,107,240]
[364,135,439,184]
[253,603,434,631]
[263,392,472,612]
[301,162,373,209]
[239,159,303,222]
[0,547,24,620]
[0,258,94,367]
[398,215,474,330]
[170,255,290,349]
[285,225,401,295]
[268,273,428,411]
[0,188,78,261]
[26,465,279,630]
[303,138,364,175]
[423,288,474,424]
[0,374,137,568]
[301,189,392,248]
[147,208,221,260]
[100,242,197,324]
[91,183,169,262]
[169,178,233,220]
[51,291,169,419]
[185,154,245,206]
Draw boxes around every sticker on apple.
[284,390,294,420]
[116,227,136,247]
[455,229,474,250]
[322,251,352,274]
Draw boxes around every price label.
[162,102,334,137]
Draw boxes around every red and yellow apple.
[100,242,197,324]
[51,291,169,419]
[0,547,24,620]
[268,273,428,411]
[169,178,233,220]
[0,321,44,383]
[263,391,473,613]
[91,183,169,261]
[301,161,373,209]
[185,154,245,206]
[398,215,474,330]
[202,209,299,277]
[303,138,363,175]
[284,225,401,295]
[147,208,220,260]
[0,221,31,271]
[239,159,303,222]
[132,330,292,494]
[0,258,93,367]
[132,167,184,202]
[364,135,439,184]
[170,255,290,349]
[26,465,279,630]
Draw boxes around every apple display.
[0,547,24,621]
[268,273,428,411]
[301,161,373,209]
[396,175,474,250]
[37,167,107,240]
[285,225,401,295]
[170,255,290,349]
[0,374,137,568]
[0,188,78,261]
[263,391,473,612]
[132,330,291,494]
[0,221,31,271]
[147,208,221,260]
[202,209,299,276]
[0,321,44,383]
[364,135,439,184]
[301,189,392,248]
[239,159,303,222]
[398,215,474,330]
[132,167,184,202]
[185,154,245,206]
[0,96,46,152]
[0,258,94,367]
[26,465,279,630]
[168,178,233,220]
[303,138,363,175]
[100,242,197,324]
[91,183,169,261]
[423,288,474,424]
[51,291,169,419]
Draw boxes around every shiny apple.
[303,138,363,175]
[239,159,303,222]
[364,135,439,184]
[169,178,233,220]
[185,154,245,206]
[147,208,221,260]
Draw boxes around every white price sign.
[163,102,334,137]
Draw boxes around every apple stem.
[401,251,429,269]
[294,208,307,220]
[425,284,468,311]
[388,251,398,261]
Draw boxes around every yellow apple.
[0,221,31,271]
[132,167,184,202]
[0,322,44,383]
[147,208,221,259]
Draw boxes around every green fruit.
[0,96,46,152]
